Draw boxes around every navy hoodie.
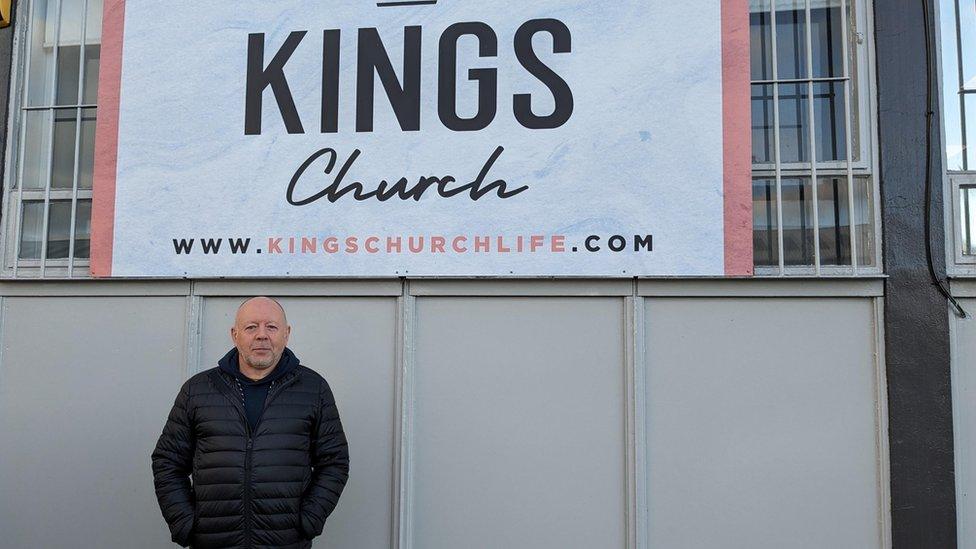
[218,346,299,432]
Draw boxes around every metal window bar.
[805,0,822,274]
[841,0,859,273]
[955,0,968,170]
[11,0,38,276]
[770,0,786,275]
[39,0,64,277]
[67,0,90,276]
[22,103,96,110]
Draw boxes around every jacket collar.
[217,346,300,385]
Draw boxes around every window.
[941,0,976,272]
[3,0,101,277]
[750,0,880,275]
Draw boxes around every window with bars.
[750,0,880,275]
[941,0,976,270]
[3,0,100,277]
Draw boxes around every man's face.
[231,297,291,371]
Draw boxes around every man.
[152,296,349,548]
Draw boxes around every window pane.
[854,177,876,266]
[55,45,88,105]
[776,0,808,80]
[750,0,773,80]
[817,177,851,265]
[810,0,845,78]
[21,110,52,190]
[781,177,815,265]
[941,0,966,170]
[19,201,45,259]
[752,84,774,163]
[26,0,103,106]
[75,199,92,258]
[46,200,72,259]
[51,109,77,189]
[813,81,847,161]
[959,0,976,91]
[82,45,100,104]
[963,186,976,255]
[753,178,780,266]
[79,107,97,189]
[779,83,810,163]
[26,0,55,106]
[967,94,976,169]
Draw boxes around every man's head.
[231,296,291,371]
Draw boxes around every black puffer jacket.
[151,349,350,548]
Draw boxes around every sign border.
[91,0,753,278]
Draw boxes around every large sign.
[91,0,752,277]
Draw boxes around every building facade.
[0,0,971,547]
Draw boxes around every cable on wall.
[922,0,968,318]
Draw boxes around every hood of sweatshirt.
[218,346,299,386]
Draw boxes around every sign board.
[91,0,752,277]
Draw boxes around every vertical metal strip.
[841,0,858,273]
[805,0,821,273]
[393,279,415,549]
[184,287,202,379]
[955,0,968,170]
[625,283,648,549]
[39,0,64,277]
[771,0,786,274]
[12,0,38,276]
[0,297,6,394]
[873,297,892,549]
[67,0,90,276]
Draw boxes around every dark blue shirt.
[217,347,299,432]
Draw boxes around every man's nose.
[256,327,270,339]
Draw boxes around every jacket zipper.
[215,371,301,549]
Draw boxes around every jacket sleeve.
[299,378,350,540]
[151,380,196,547]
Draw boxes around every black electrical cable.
[922,0,968,318]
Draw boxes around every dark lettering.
[513,19,574,129]
[245,31,307,135]
[321,30,341,133]
[438,22,498,132]
[357,27,422,132]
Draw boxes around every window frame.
[1,0,98,279]
[948,175,976,266]
[751,0,883,277]
[938,0,976,277]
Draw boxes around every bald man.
[151,297,349,549]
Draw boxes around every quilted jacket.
[151,351,350,548]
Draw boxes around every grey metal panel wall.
[199,297,398,549]
[0,296,187,549]
[952,297,976,549]
[644,298,884,549]
[0,283,888,548]
[411,297,627,549]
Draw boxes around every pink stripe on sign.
[722,0,754,276]
[90,0,126,277]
